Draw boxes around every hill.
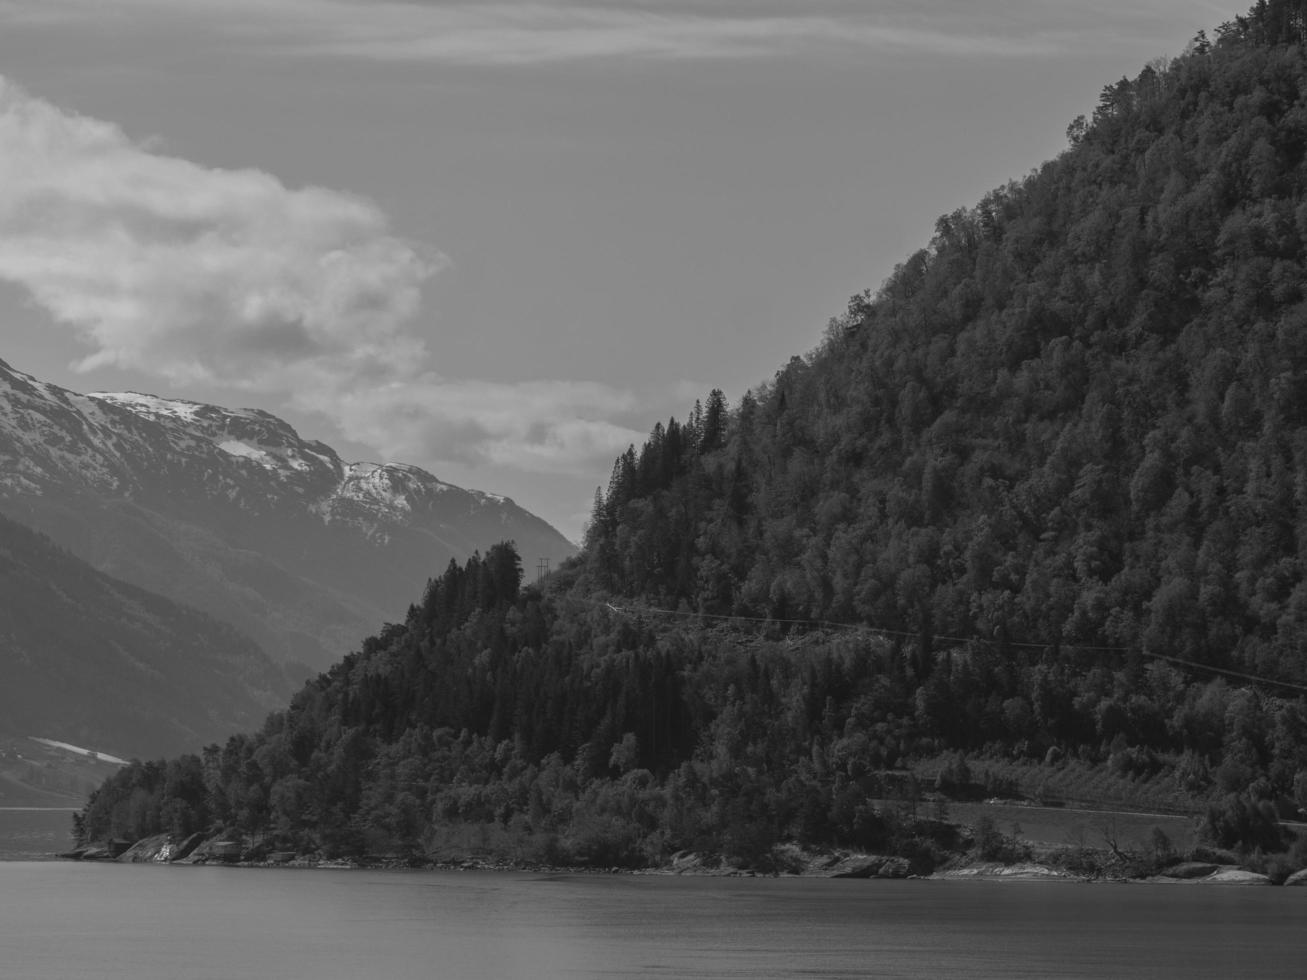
[75,2,1307,875]
[586,14,1307,680]
[0,512,288,759]
[0,360,576,671]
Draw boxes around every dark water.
[2,860,1306,979]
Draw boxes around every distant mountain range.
[0,511,287,758]
[0,358,577,671]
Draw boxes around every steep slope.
[587,19,1307,684]
[75,4,1307,870]
[0,513,287,758]
[0,361,576,669]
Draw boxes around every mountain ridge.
[0,358,576,669]
[0,359,542,535]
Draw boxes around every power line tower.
[536,558,550,585]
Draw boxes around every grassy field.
[931,799,1200,853]
[910,752,1211,814]
[893,751,1225,858]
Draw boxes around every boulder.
[116,834,173,863]
[669,851,707,874]
[830,857,886,878]
[171,832,206,862]
[183,838,245,864]
[875,858,911,879]
[1159,862,1220,879]
[1203,868,1271,886]
[933,862,1075,880]
[1282,868,1307,887]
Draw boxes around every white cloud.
[307,375,646,475]
[0,76,439,389]
[0,75,645,477]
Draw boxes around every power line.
[1133,652,1307,695]
[593,598,1307,695]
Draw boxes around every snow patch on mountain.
[0,357,567,552]
[339,462,414,514]
[92,391,205,423]
[216,439,275,465]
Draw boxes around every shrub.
[1200,793,1287,853]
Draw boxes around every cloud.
[0,75,644,476]
[0,76,439,389]
[304,375,646,475]
[0,0,1098,65]
[280,3,1067,65]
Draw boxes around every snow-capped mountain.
[0,358,577,669]
[0,365,537,538]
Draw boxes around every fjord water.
[3,862,1307,979]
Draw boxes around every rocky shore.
[61,833,1307,886]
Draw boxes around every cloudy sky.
[0,0,1234,542]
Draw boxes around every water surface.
[2,862,1305,979]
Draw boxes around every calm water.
[2,860,1306,979]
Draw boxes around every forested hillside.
[588,8,1307,681]
[78,2,1307,874]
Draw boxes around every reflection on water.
[1,862,1306,979]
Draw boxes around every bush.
[974,815,1005,861]
[1108,744,1162,779]
[934,754,975,798]
[561,812,648,868]
[1201,792,1287,854]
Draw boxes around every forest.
[77,1,1307,877]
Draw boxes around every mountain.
[0,512,287,758]
[76,4,1307,872]
[583,13,1307,680]
[0,359,576,670]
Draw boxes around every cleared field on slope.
[936,800,1200,852]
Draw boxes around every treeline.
[78,2,1307,869]
[77,544,1307,868]
[78,544,954,867]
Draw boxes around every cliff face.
[0,359,576,669]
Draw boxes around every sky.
[0,0,1238,543]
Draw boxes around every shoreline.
[58,833,1304,886]
[0,806,80,812]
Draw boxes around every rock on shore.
[61,833,1297,886]
[1154,863,1272,885]
[932,863,1081,881]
